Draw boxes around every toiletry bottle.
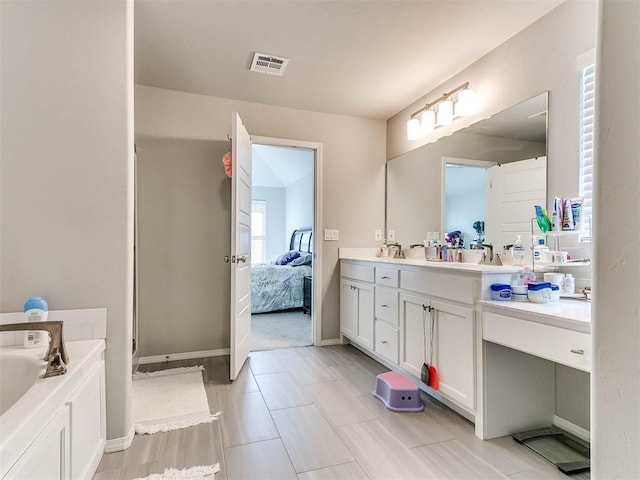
[23,296,49,349]
[533,238,549,261]
[511,235,526,266]
[563,274,575,295]
[562,198,575,230]
[551,197,562,232]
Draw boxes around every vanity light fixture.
[406,82,475,140]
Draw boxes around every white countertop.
[340,248,523,274]
[479,299,591,333]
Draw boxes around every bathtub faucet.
[0,321,69,377]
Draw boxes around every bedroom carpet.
[251,310,312,351]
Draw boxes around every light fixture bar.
[410,82,470,119]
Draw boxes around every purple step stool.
[372,371,424,412]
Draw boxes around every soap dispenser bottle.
[511,235,526,266]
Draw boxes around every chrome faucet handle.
[0,321,69,377]
[44,348,68,378]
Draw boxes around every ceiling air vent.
[250,52,289,76]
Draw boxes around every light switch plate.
[324,229,339,241]
[375,229,383,241]
[388,230,396,241]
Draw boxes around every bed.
[251,228,313,314]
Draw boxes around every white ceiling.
[252,144,314,188]
[134,1,564,120]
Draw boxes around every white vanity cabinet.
[478,300,591,440]
[399,291,475,412]
[373,267,400,364]
[340,259,489,416]
[340,263,375,350]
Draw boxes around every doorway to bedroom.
[250,142,315,351]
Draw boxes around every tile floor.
[94,345,589,480]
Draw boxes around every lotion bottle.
[23,296,49,349]
[563,274,575,295]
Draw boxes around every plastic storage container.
[23,296,49,349]
[550,284,560,302]
[527,282,552,303]
[511,285,529,302]
[490,284,512,301]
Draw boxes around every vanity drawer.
[483,312,591,372]
[401,270,474,304]
[375,267,399,287]
[375,286,398,326]
[374,321,398,364]
[341,263,374,283]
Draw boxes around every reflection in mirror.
[386,92,548,259]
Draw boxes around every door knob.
[224,256,231,263]
[237,255,247,263]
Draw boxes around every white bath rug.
[132,366,220,434]
[133,464,221,480]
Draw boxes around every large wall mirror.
[386,92,548,254]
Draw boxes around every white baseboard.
[553,415,590,442]
[318,338,342,346]
[104,424,134,453]
[138,348,230,365]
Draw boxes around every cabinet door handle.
[570,348,584,355]
[381,276,390,279]
[381,340,388,344]
[380,304,388,307]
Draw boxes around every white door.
[230,113,252,380]
[485,157,547,250]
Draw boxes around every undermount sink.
[403,247,426,260]
[461,249,484,264]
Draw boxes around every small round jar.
[527,282,553,303]
[511,285,529,302]
[490,284,512,301]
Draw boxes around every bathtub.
[0,340,105,479]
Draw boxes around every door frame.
[440,156,497,241]
[251,135,323,346]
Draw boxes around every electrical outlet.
[324,229,339,241]
[375,229,383,241]
[388,230,396,241]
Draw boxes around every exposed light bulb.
[437,98,453,126]
[407,118,421,140]
[420,109,436,134]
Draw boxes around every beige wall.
[387,0,597,204]
[136,138,231,356]
[593,0,640,477]
[0,1,134,441]
[135,85,387,342]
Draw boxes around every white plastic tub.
[0,340,105,479]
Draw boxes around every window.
[578,51,595,240]
[251,200,267,264]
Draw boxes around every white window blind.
[578,61,595,240]
[251,200,267,264]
